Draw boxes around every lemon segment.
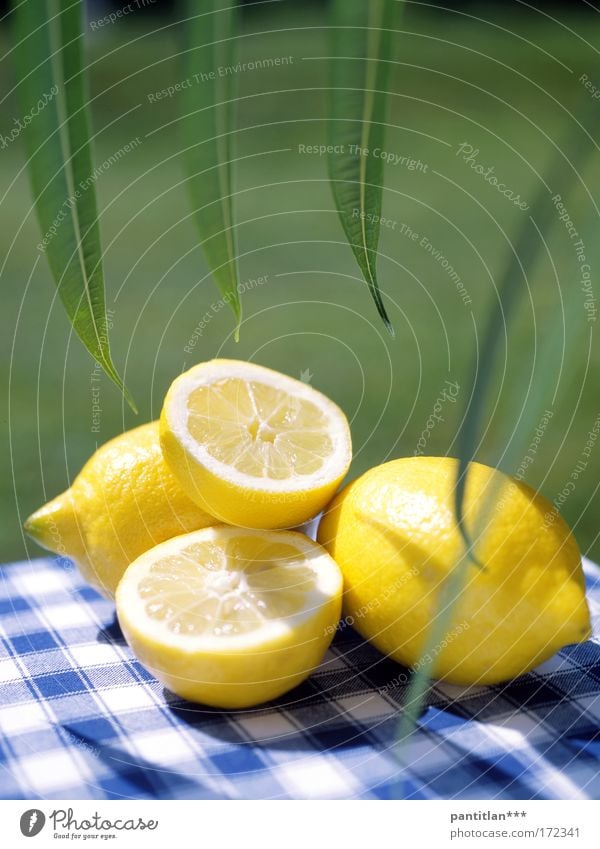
[24,422,214,599]
[160,360,352,528]
[116,526,343,708]
[318,456,591,686]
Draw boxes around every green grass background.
[1,4,599,563]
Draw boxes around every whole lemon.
[317,457,591,685]
[25,422,214,598]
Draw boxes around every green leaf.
[393,107,599,795]
[14,0,135,411]
[181,0,242,334]
[329,0,402,335]
[453,107,600,551]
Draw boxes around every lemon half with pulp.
[116,526,343,708]
[160,360,352,528]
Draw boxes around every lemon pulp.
[139,536,321,637]
[188,377,333,480]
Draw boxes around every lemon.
[317,456,591,685]
[24,422,214,599]
[160,359,352,529]
[116,526,343,708]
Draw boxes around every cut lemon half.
[160,360,352,528]
[116,526,343,708]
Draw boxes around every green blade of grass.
[181,0,241,334]
[329,0,403,335]
[14,0,135,412]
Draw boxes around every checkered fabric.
[0,556,599,800]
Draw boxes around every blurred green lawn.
[1,4,599,563]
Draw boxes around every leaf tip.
[232,300,242,343]
[457,522,485,570]
[376,301,394,337]
[122,384,138,415]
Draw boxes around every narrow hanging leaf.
[393,108,600,795]
[181,0,241,333]
[454,105,600,549]
[329,0,402,335]
[14,0,135,411]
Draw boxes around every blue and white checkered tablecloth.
[0,556,599,800]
